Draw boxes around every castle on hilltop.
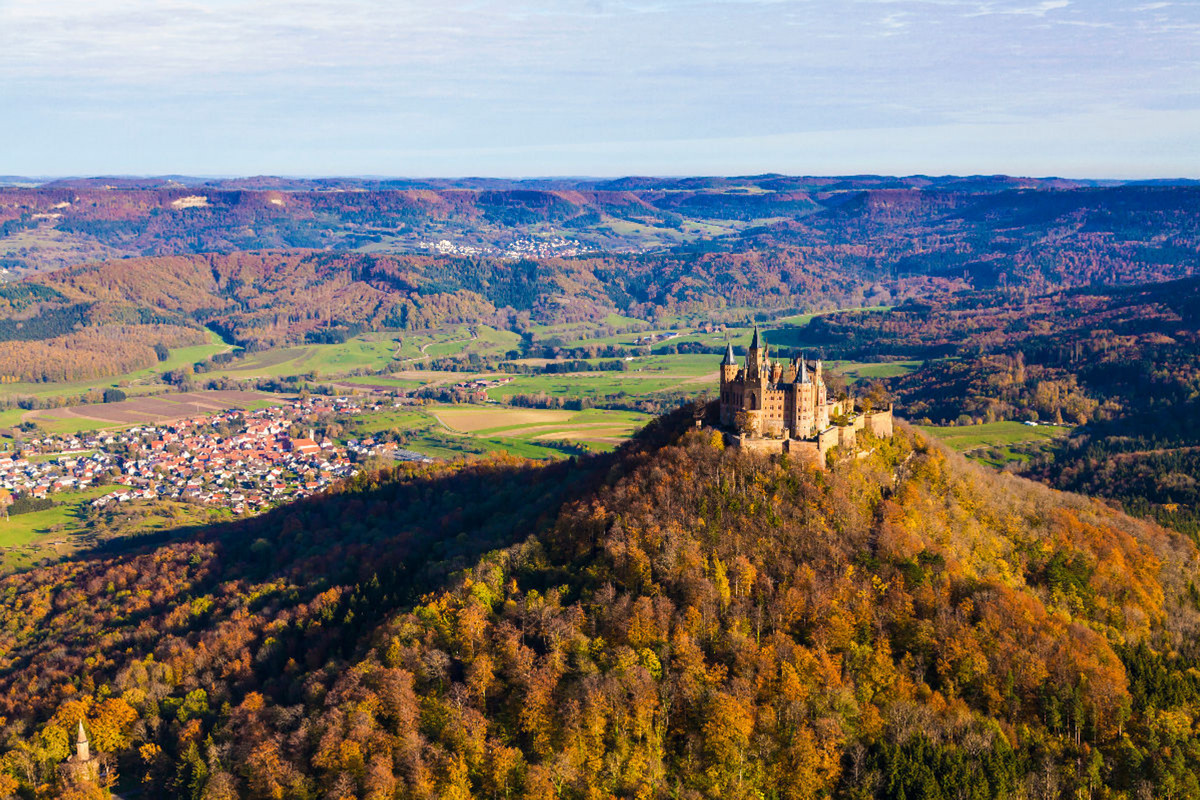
[719,327,892,461]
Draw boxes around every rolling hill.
[2,408,1200,798]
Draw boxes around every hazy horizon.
[4,172,1198,183]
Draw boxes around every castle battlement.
[719,327,893,463]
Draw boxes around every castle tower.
[814,359,830,429]
[61,720,101,788]
[76,721,89,762]
[720,342,737,384]
[745,325,768,381]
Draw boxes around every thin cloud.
[0,0,1198,174]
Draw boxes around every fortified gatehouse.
[719,326,893,462]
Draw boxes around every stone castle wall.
[726,406,894,468]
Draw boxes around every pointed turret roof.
[74,719,91,763]
[722,341,735,366]
[749,324,761,350]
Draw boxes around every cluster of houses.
[427,239,486,256]
[0,448,114,500]
[422,237,581,259]
[0,395,431,517]
[502,237,581,258]
[451,376,513,401]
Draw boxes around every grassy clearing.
[433,407,575,433]
[341,404,654,460]
[916,421,1071,468]
[774,305,893,327]
[488,373,686,400]
[431,405,653,453]
[204,334,403,380]
[0,491,222,573]
[916,421,1071,451]
[0,485,122,549]
[0,408,25,428]
[833,360,923,382]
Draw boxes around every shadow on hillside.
[57,404,703,658]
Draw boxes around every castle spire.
[76,721,90,762]
[749,324,760,351]
[722,341,735,366]
[800,354,808,383]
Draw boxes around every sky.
[1,0,1198,177]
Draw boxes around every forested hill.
[6,407,1200,798]
[3,180,1199,292]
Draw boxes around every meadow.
[832,360,923,382]
[341,404,654,460]
[915,421,1071,468]
[0,484,127,571]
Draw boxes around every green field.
[647,326,756,352]
[425,326,521,358]
[27,449,96,464]
[832,360,922,382]
[17,416,124,436]
[204,333,403,380]
[0,485,121,547]
[916,421,1071,468]
[488,373,689,401]
[0,485,131,571]
[340,403,654,460]
[774,305,892,327]
[201,326,521,380]
[339,406,567,460]
[633,353,722,376]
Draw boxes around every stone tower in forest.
[60,721,102,788]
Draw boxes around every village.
[0,395,431,517]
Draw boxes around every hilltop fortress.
[719,327,893,462]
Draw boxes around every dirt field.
[432,407,576,433]
[531,426,639,444]
[27,390,279,429]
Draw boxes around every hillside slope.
[1,411,1200,798]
